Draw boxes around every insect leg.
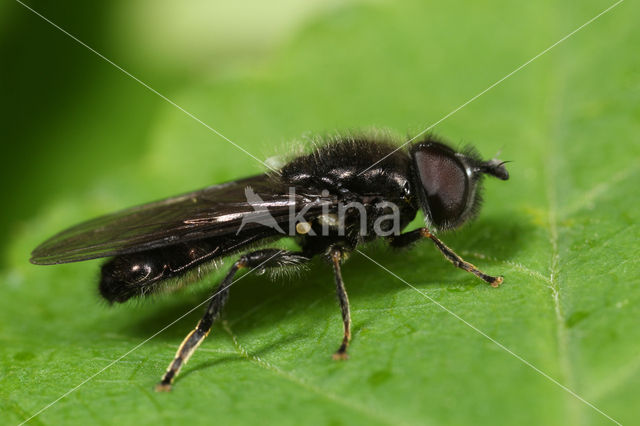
[328,246,351,360]
[389,228,503,287]
[155,248,307,392]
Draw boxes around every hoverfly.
[31,135,509,391]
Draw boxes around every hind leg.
[156,248,307,391]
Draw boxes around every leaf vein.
[221,321,413,426]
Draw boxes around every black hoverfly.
[31,135,509,391]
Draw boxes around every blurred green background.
[1,0,639,425]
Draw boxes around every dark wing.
[31,174,332,264]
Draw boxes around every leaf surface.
[2,1,638,425]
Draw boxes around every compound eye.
[413,145,468,228]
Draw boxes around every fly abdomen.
[99,240,218,303]
[100,252,165,303]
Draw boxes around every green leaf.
[2,0,638,425]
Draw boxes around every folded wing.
[31,174,331,264]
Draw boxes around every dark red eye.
[412,143,469,228]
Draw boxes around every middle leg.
[328,246,351,360]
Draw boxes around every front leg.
[390,228,503,287]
